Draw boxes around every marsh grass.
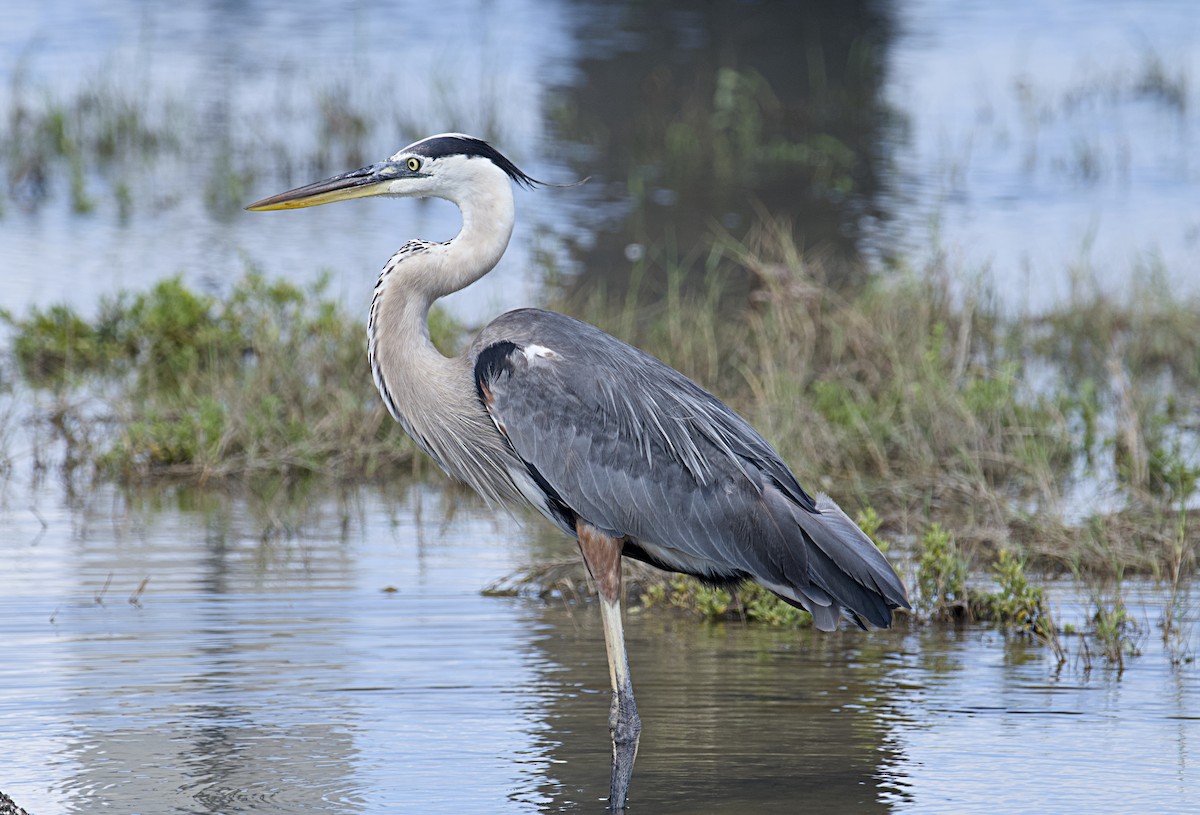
[0,71,347,218]
[1,71,181,212]
[3,271,465,483]
[6,215,1195,557]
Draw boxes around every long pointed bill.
[245,162,408,211]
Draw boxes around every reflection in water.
[1,481,1198,813]
[551,0,897,294]
[1,482,546,814]
[523,603,905,813]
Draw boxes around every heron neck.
[368,171,516,404]
[366,174,524,506]
[428,174,516,301]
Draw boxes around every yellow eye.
[406,157,421,172]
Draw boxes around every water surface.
[2,481,1197,814]
[2,0,1196,322]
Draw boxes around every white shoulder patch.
[523,344,560,362]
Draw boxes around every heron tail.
[763,491,910,632]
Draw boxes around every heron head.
[245,133,539,212]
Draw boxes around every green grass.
[915,523,969,619]
[4,271,463,482]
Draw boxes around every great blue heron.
[247,134,909,810]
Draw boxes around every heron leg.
[577,521,641,811]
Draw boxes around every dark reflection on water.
[549,0,898,293]
[524,606,905,813]
[523,594,1200,814]
[1,482,1198,813]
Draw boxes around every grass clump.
[5,271,462,482]
[1090,592,1140,670]
[977,550,1050,634]
[910,522,1053,634]
[6,303,126,385]
[915,523,970,619]
[641,575,735,621]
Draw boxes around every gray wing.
[472,309,909,630]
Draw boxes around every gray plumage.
[472,309,908,630]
